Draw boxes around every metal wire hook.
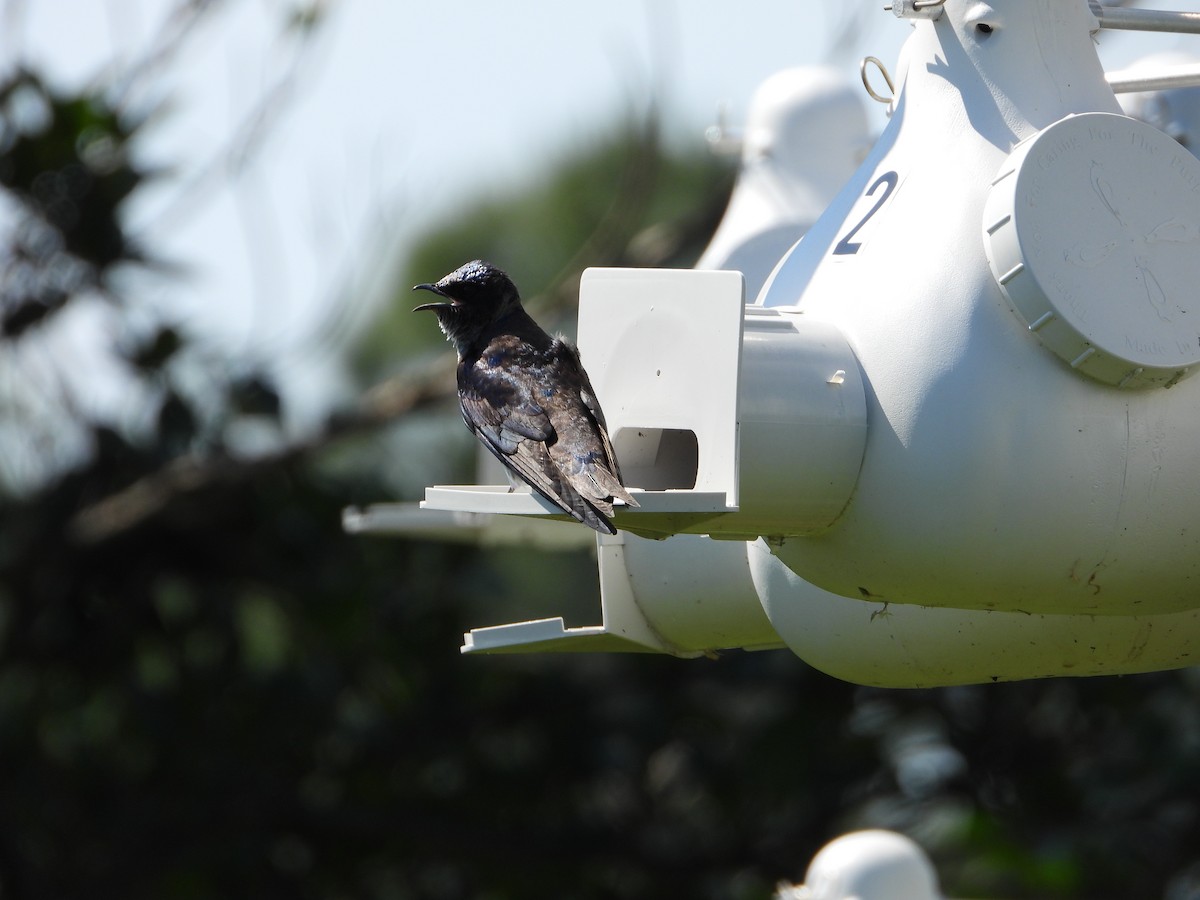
[883,0,947,18]
[860,56,896,105]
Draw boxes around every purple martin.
[413,260,638,535]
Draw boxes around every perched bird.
[413,260,638,535]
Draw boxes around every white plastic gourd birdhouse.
[697,66,872,301]
[778,831,943,900]
[353,0,1200,686]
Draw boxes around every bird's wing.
[459,361,615,534]
[564,343,639,509]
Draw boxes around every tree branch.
[67,355,455,545]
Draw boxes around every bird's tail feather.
[566,493,617,535]
[582,464,640,510]
[535,466,617,535]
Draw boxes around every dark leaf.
[157,389,198,454]
[1,289,67,337]
[230,374,282,418]
[128,326,184,372]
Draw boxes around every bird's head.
[413,260,522,350]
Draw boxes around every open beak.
[412,283,459,312]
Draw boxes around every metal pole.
[1107,63,1200,93]
[1094,6,1200,34]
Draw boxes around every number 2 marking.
[833,170,899,256]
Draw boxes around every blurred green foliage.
[1,57,1199,900]
[355,117,732,380]
[0,70,142,345]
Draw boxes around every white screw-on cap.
[983,112,1200,389]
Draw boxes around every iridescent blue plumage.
[413,260,637,534]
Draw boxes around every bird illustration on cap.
[413,260,638,535]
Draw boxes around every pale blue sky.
[8,1,1200,422]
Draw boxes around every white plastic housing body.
[759,0,1200,618]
